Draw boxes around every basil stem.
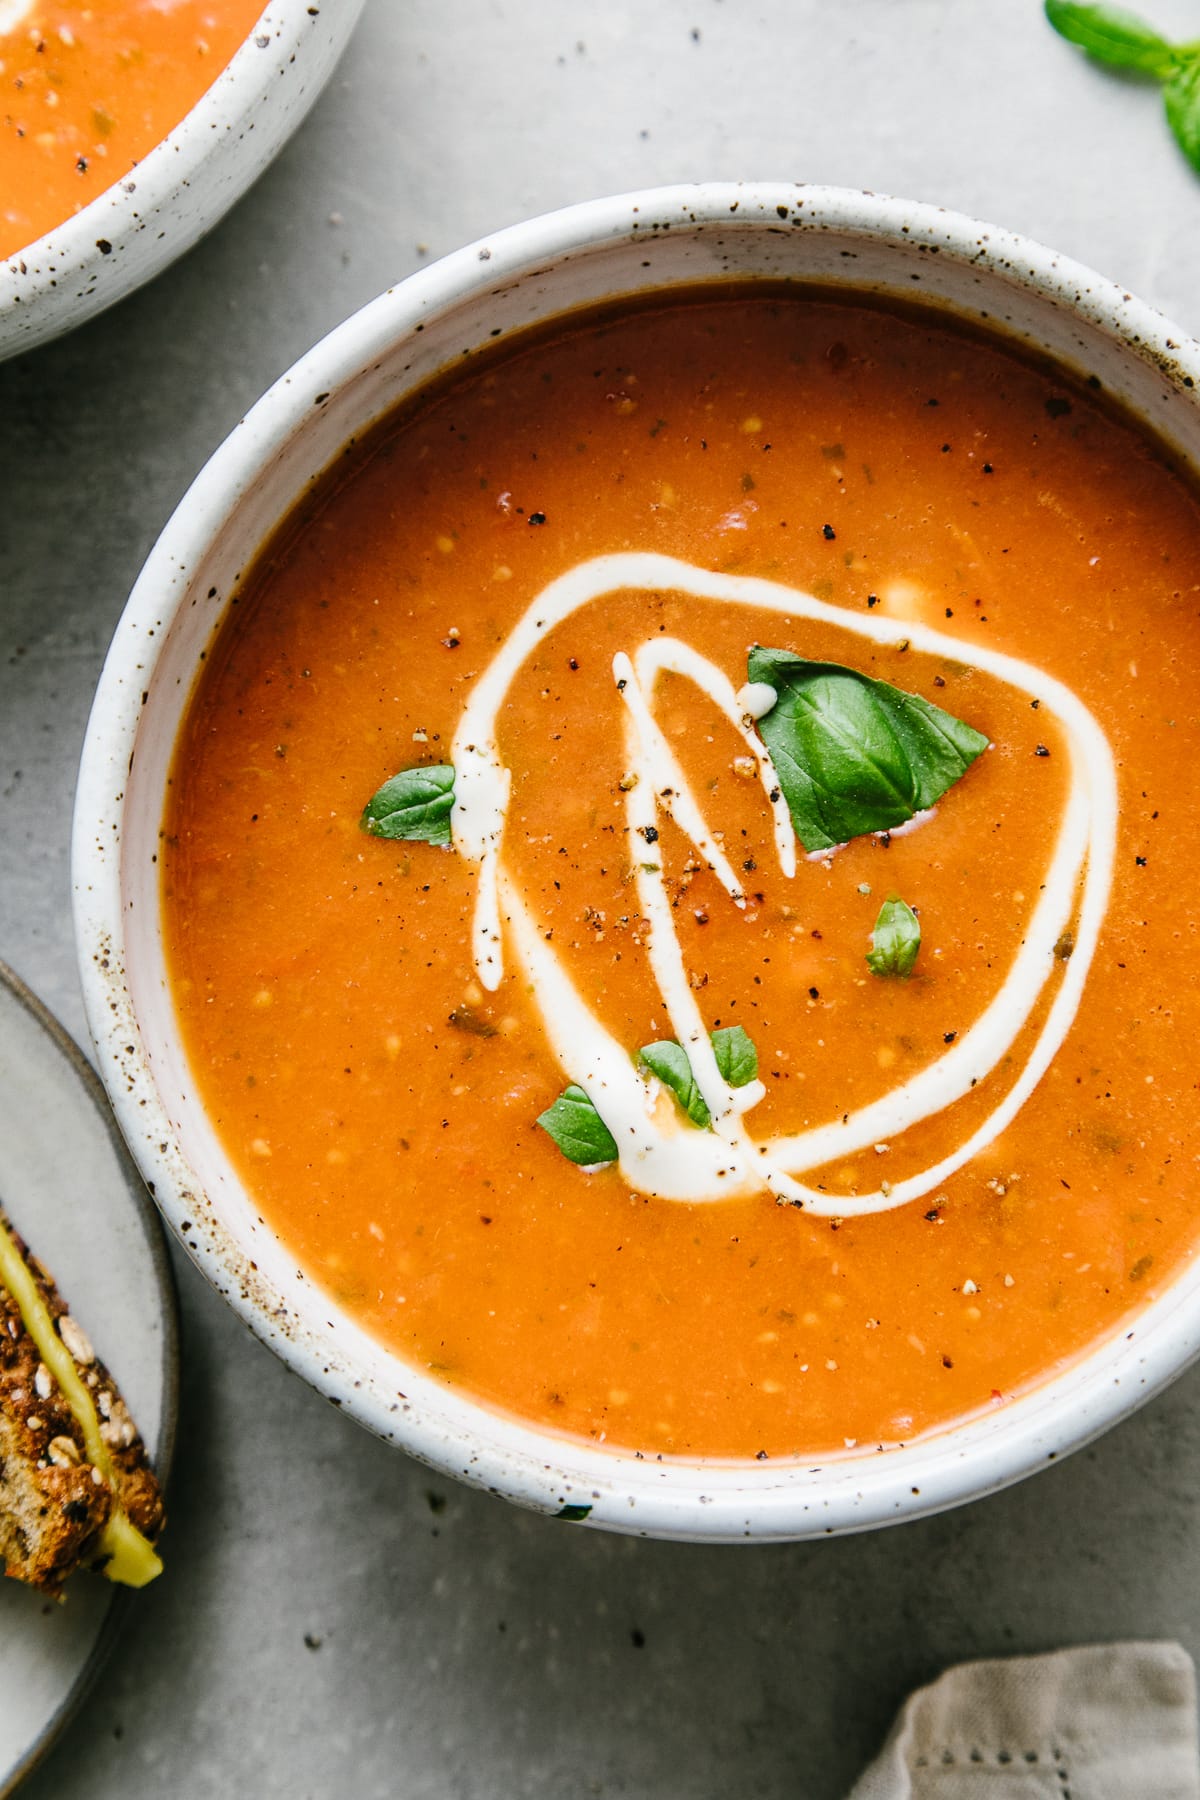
[747,648,987,853]
[866,895,921,979]
[361,763,456,848]
[1045,1,1200,172]
[536,1085,619,1166]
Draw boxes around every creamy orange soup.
[0,1,265,259]
[162,291,1200,1459]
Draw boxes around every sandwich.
[0,1205,164,1594]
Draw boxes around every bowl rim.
[0,0,364,360]
[73,180,1200,1541]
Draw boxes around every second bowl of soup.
[0,0,365,360]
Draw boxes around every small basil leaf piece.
[536,1085,619,1166]
[1164,58,1200,170]
[1044,0,1176,74]
[747,647,988,853]
[711,1024,758,1088]
[866,895,921,979]
[361,763,455,848]
[639,1041,711,1127]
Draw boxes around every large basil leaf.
[747,648,987,852]
[361,763,456,848]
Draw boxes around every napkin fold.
[847,1641,1198,1799]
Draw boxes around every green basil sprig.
[1165,56,1200,166]
[1045,2,1200,170]
[361,763,456,848]
[536,1085,619,1166]
[1045,0,1176,71]
[747,648,987,853]
[866,895,922,979]
[638,1024,759,1130]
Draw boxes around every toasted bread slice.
[0,1208,164,1594]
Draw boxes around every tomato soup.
[0,1,265,259]
[162,291,1200,1459]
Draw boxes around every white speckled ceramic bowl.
[0,0,364,362]
[74,183,1200,1541]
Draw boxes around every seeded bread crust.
[0,1214,164,1594]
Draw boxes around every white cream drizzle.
[0,1,37,35]
[450,552,1117,1216]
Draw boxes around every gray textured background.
[4,2,1200,1795]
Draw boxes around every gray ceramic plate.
[0,963,177,1797]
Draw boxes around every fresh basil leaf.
[866,895,921,979]
[536,1085,618,1165]
[1044,0,1176,74]
[1165,57,1200,169]
[711,1024,758,1088]
[639,1041,711,1127]
[747,648,987,853]
[361,763,455,848]
[639,1026,759,1127]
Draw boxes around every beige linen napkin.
[848,1642,1198,1799]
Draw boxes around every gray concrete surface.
[4,2,1200,1794]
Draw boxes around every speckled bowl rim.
[0,0,365,362]
[74,182,1200,1542]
